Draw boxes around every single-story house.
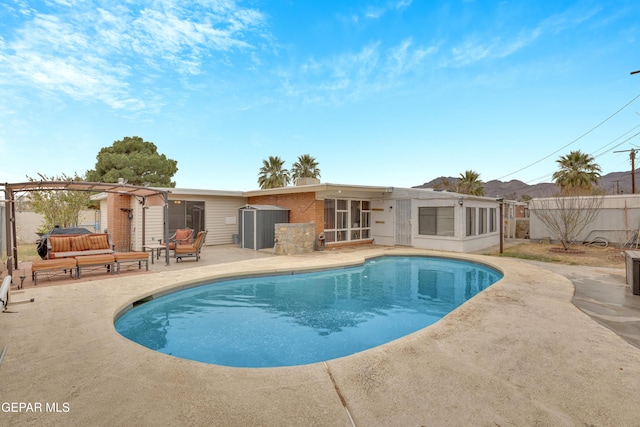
[96,182,501,254]
[93,188,246,252]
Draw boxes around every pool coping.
[2,247,640,426]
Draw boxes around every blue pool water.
[115,256,502,367]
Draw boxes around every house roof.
[242,183,393,197]
[239,204,289,211]
[163,187,243,197]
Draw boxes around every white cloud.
[0,0,270,111]
[446,5,601,67]
[281,38,437,105]
[362,0,413,21]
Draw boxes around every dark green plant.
[457,170,486,196]
[552,150,601,194]
[291,154,321,182]
[86,136,178,187]
[258,156,290,189]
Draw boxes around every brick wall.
[107,193,132,251]
[248,193,325,236]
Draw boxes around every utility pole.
[614,148,638,194]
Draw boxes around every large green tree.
[258,156,290,189]
[457,170,485,196]
[27,173,94,234]
[86,136,178,187]
[552,150,601,194]
[291,154,321,183]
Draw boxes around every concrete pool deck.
[2,246,640,426]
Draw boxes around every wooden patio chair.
[174,230,208,262]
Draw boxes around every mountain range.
[414,171,639,200]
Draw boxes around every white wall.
[370,198,395,246]
[369,189,500,253]
[530,194,640,245]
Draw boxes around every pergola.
[2,181,171,276]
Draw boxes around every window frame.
[418,206,455,237]
[466,207,476,237]
[324,198,372,243]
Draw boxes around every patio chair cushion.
[31,258,77,284]
[114,252,149,261]
[174,229,192,242]
[175,244,195,254]
[76,254,115,266]
[32,258,77,272]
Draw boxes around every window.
[168,200,205,235]
[324,199,336,243]
[489,208,496,232]
[324,198,372,243]
[418,207,454,236]
[336,199,348,241]
[466,207,476,236]
[479,208,487,235]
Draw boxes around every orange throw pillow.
[89,234,110,250]
[71,235,91,251]
[50,237,71,253]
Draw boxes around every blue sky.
[1,0,639,191]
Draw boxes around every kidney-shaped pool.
[115,256,502,368]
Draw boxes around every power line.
[593,130,640,160]
[590,123,640,158]
[494,92,640,181]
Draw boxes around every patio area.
[2,246,640,426]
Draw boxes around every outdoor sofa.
[30,233,149,284]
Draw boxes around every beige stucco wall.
[14,210,99,244]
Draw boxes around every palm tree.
[291,154,321,184]
[457,170,485,196]
[258,156,290,189]
[552,150,601,194]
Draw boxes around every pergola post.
[164,192,170,266]
[3,184,14,276]
[10,188,17,271]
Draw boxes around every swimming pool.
[115,256,502,367]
